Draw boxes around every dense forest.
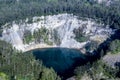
[0,0,120,29]
[0,40,61,80]
[74,60,120,80]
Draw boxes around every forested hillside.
[0,40,61,80]
[0,0,120,29]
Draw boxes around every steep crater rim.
[0,13,113,53]
[25,47,87,79]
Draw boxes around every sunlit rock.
[0,13,113,53]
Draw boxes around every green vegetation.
[75,36,87,42]
[109,39,120,54]
[52,29,61,45]
[33,27,53,45]
[0,40,61,80]
[36,27,51,44]
[73,27,88,42]
[0,29,2,36]
[23,27,53,45]
[23,27,61,45]
[47,0,58,2]
[0,0,120,30]
[74,60,119,80]
[40,68,61,80]
[0,72,9,80]
[23,30,34,44]
[74,40,120,80]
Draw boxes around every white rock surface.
[96,0,118,6]
[0,13,113,52]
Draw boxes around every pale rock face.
[0,13,113,52]
[96,0,118,6]
[103,53,120,68]
[97,0,110,3]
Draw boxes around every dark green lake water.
[29,48,87,79]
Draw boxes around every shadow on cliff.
[89,29,120,61]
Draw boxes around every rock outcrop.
[96,0,118,6]
[0,13,113,52]
[103,53,120,68]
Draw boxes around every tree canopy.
[0,0,120,29]
[0,40,61,80]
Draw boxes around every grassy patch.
[109,39,120,54]
[75,36,87,42]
